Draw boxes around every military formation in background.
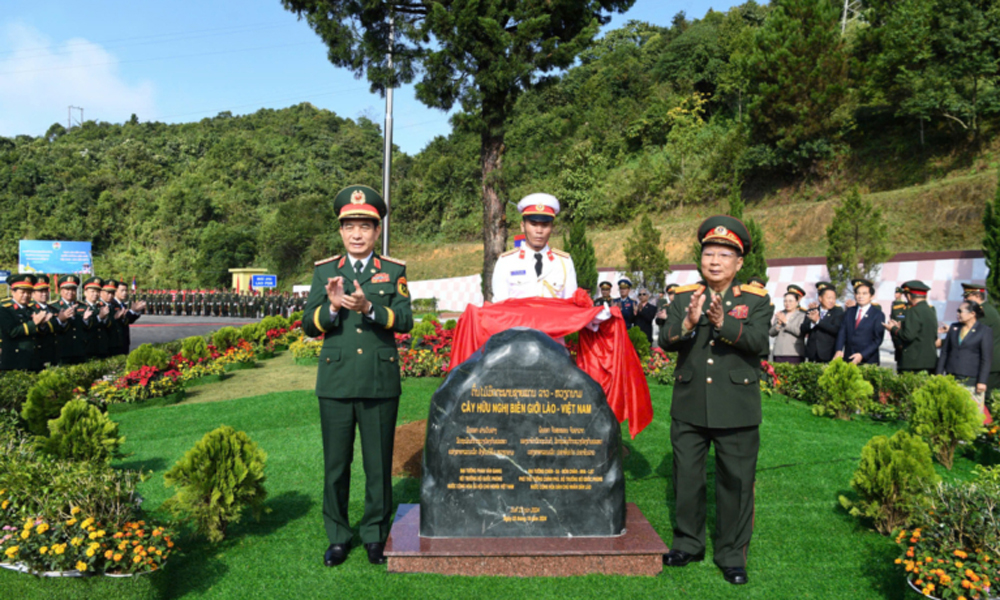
[0,274,144,371]
[134,289,307,319]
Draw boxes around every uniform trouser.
[671,418,759,569]
[319,396,398,545]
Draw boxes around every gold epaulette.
[315,255,340,266]
[381,255,406,266]
[1,301,12,307]
[739,284,767,296]
[872,301,880,306]
[551,248,570,258]
[500,248,518,257]
[673,284,703,294]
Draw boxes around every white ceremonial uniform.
[491,245,578,302]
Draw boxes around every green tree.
[563,219,598,292]
[746,0,849,165]
[726,177,767,282]
[983,171,1000,301]
[825,188,891,296]
[282,0,636,301]
[624,215,670,293]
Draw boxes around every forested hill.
[2,0,998,287]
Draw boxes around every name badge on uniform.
[511,270,526,276]
[372,273,390,283]
[728,305,749,319]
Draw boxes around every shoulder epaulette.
[673,284,702,294]
[500,248,518,257]
[739,284,767,297]
[872,301,880,306]
[550,248,570,258]
[1,301,12,307]
[381,255,406,266]
[315,255,340,266]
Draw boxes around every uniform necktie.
[355,260,364,276]
[534,253,543,277]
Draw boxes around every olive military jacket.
[980,301,1000,374]
[894,300,939,370]
[54,297,89,362]
[0,299,39,370]
[302,253,413,399]
[31,301,66,369]
[658,280,771,429]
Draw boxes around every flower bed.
[83,366,183,407]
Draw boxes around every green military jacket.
[302,253,413,399]
[31,301,65,369]
[893,300,938,370]
[54,297,88,361]
[979,301,1000,374]
[0,299,39,370]
[658,280,771,429]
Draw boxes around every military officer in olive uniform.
[81,277,112,359]
[615,278,637,329]
[889,287,908,364]
[886,280,939,373]
[594,281,613,307]
[30,274,72,370]
[962,284,1000,397]
[100,280,127,356]
[655,283,678,329]
[54,275,90,365]
[302,184,413,568]
[659,215,770,586]
[1,274,52,371]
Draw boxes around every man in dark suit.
[803,282,844,363]
[937,300,993,415]
[115,281,146,355]
[834,279,886,365]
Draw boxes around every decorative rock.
[420,328,625,538]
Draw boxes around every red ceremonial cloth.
[449,289,653,438]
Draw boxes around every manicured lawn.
[3,376,972,599]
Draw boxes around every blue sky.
[0,0,742,155]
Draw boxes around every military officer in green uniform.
[1,274,51,371]
[886,280,939,374]
[81,277,112,359]
[889,287,908,365]
[302,184,413,568]
[659,215,770,586]
[54,275,90,365]
[961,283,1000,397]
[30,274,72,370]
[100,280,127,356]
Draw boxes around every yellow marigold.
[70,506,81,515]
[156,550,162,556]
[958,596,967,600]
[80,517,94,529]
[118,542,127,550]
[104,550,113,559]
[20,529,29,540]
[75,561,87,572]
[955,550,969,559]
[96,530,105,537]
[89,532,99,540]
[4,546,18,558]
[35,523,49,534]
[87,526,96,533]
[113,553,122,561]
[957,561,965,568]
[65,518,77,526]
[133,555,142,563]
[963,580,973,589]
[895,558,902,564]
[86,548,95,557]
[71,536,83,546]
[1,500,9,510]
[39,546,48,555]
[53,544,66,555]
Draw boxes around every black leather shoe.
[324,543,349,567]
[722,566,749,585]
[365,542,386,565]
[662,549,704,567]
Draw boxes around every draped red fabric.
[449,289,653,438]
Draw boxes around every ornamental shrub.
[910,375,984,469]
[288,310,303,324]
[259,315,289,333]
[239,322,266,345]
[181,335,210,362]
[36,399,124,463]
[839,430,939,534]
[772,361,827,404]
[858,365,930,421]
[126,343,169,372]
[443,319,458,330]
[163,425,268,542]
[212,327,240,352]
[813,358,873,419]
[410,320,437,349]
[21,371,76,435]
[627,326,651,360]
[0,370,39,413]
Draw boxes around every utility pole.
[67,106,84,129]
[841,0,861,35]
[381,17,394,257]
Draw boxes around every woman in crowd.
[769,291,807,363]
[834,278,886,365]
[937,300,993,417]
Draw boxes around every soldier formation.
[135,289,307,319]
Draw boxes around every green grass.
[2,379,976,599]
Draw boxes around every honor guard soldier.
[30,274,70,370]
[886,280,939,374]
[81,277,112,358]
[54,275,89,365]
[101,280,126,356]
[491,193,577,301]
[595,281,613,307]
[961,283,1000,397]
[302,184,413,568]
[184,291,193,316]
[1,274,50,371]
[614,278,637,329]
[659,215,770,586]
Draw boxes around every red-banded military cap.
[901,280,930,296]
[961,283,987,298]
[102,279,118,292]
[61,275,80,289]
[787,285,806,299]
[83,276,103,290]
[698,215,751,255]
[599,281,612,290]
[33,274,51,290]
[9,273,36,290]
[517,193,560,222]
[333,184,385,222]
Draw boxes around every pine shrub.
[181,336,210,362]
[126,343,170,372]
[910,375,984,469]
[0,370,40,413]
[839,430,939,534]
[627,326,651,359]
[212,327,240,352]
[36,399,124,463]
[21,371,76,435]
[813,358,873,419]
[163,425,268,542]
[239,323,266,345]
[410,320,437,349]
[259,315,289,333]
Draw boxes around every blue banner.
[252,275,277,289]
[19,240,93,275]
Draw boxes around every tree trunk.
[480,128,507,302]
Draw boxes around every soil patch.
[392,419,427,478]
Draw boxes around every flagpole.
[381,16,394,257]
